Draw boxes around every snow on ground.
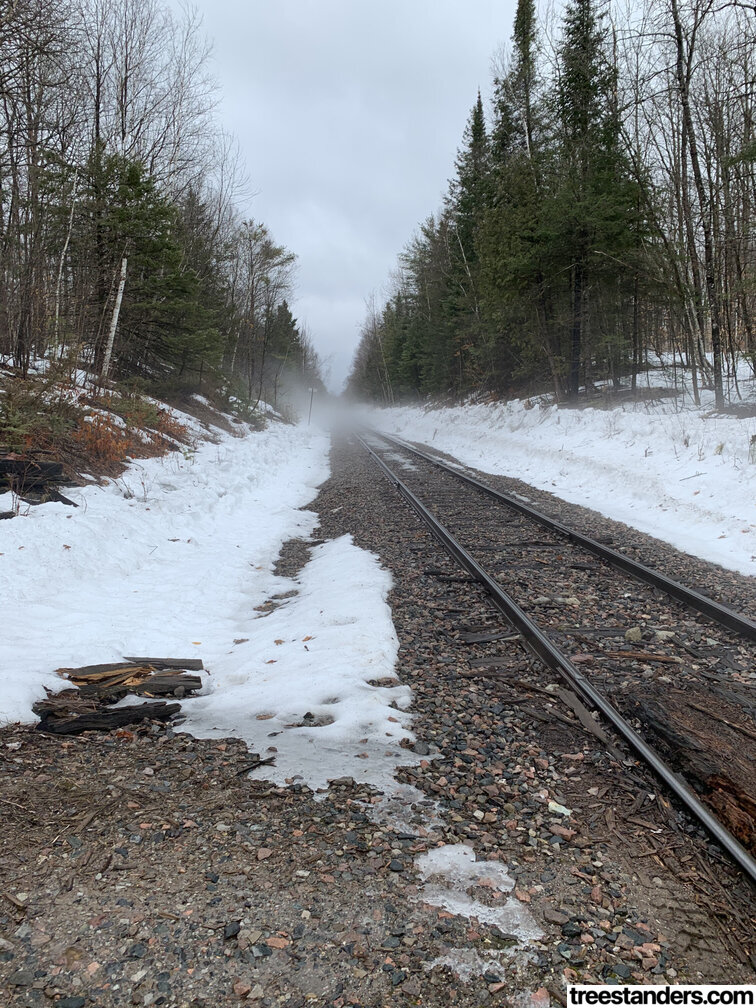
[0,414,414,791]
[415,844,541,980]
[366,368,756,577]
[181,534,416,791]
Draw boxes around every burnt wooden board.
[37,701,181,735]
[0,460,63,478]
[77,674,202,700]
[123,656,204,671]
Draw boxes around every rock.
[413,741,430,755]
[58,999,86,1008]
[8,970,33,987]
[543,908,570,925]
[265,937,289,949]
[388,859,405,872]
[529,989,551,1008]
[548,800,571,816]
[223,922,241,940]
[625,627,643,643]
[550,824,577,841]
[611,963,632,979]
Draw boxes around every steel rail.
[370,431,756,642]
[356,434,756,887]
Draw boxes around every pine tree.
[550,0,646,399]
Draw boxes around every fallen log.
[37,701,181,735]
[0,459,63,479]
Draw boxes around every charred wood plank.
[57,661,148,679]
[37,701,181,735]
[78,674,202,701]
[122,657,204,671]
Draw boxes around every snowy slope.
[366,374,756,577]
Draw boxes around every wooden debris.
[58,664,155,688]
[554,687,627,763]
[79,673,202,701]
[0,454,76,505]
[37,701,181,735]
[123,656,204,671]
[468,655,512,668]
[56,661,149,680]
[605,650,682,664]
[459,630,520,644]
[36,655,204,736]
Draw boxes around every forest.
[347,0,756,409]
[0,0,323,410]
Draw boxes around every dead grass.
[0,369,193,484]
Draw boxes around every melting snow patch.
[181,535,420,793]
[415,844,541,937]
[415,844,541,980]
[368,781,444,836]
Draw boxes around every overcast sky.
[181,0,518,390]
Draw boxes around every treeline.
[347,0,755,409]
[0,0,323,405]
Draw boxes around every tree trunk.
[101,257,128,380]
[569,263,583,401]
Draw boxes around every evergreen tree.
[550,0,641,398]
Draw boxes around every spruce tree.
[551,0,645,399]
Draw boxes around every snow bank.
[1,409,416,792]
[367,374,756,576]
[0,420,329,724]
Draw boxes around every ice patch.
[415,844,541,939]
[368,781,444,836]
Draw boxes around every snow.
[415,843,541,940]
[365,369,756,577]
[0,414,415,793]
[415,843,541,980]
[181,535,417,791]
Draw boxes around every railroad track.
[357,430,756,886]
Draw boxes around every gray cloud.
[176,0,517,389]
